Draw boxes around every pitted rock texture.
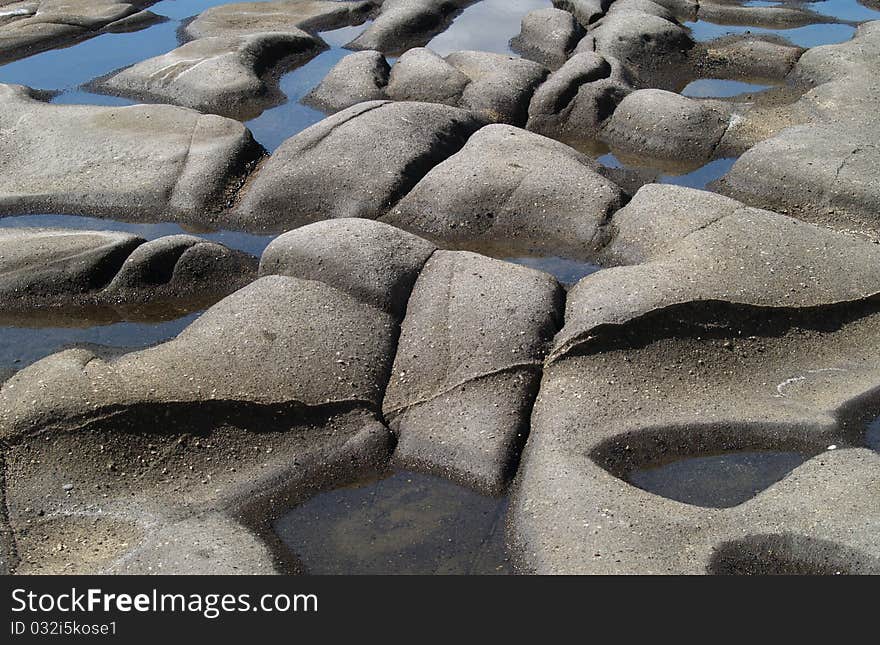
[383,250,563,494]
[385,123,625,259]
[0,84,262,223]
[231,101,485,231]
[0,0,160,64]
[0,228,257,315]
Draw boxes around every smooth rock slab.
[0,84,261,223]
[385,124,625,259]
[0,228,257,313]
[383,250,563,494]
[231,101,484,232]
[345,0,474,54]
[185,0,377,39]
[98,31,324,119]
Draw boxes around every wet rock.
[98,31,324,120]
[0,84,262,223]
[385,124,625,259]
[0,0,158,63]
[259,218,436,317]
[510,8,584,70]
[600,88,730,165]
[304,50,390,113]
[386,47,470,105]
[444,51,548,125]
[696,3,833,30]
[590,9,694,89]
[231,101,484,231]
[526,51,631,148]
[383,251,562,494]
[346,0,474,54]
[695,35,803,82]
[0,228,257,313]
[185,0,377,40]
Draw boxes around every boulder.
[0,83,262,223]
[345,0,474,54]
[385,124,625,259]
[304,50,390,113]
[510,7,584,70]
[231,101,484,231]
[383,250,563,494]
[386,47,470,106]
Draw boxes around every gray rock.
[600,88,730,166]
[693,35,803,82]
[259,218,436,317]
[385,124,625,259]
[185,0,377,40]
[552,0,608,26]
[555,184,880,360]
[526,51,631,148]
[0,83,262,223]
[605,0,674,21]
[695,3,834,30]
[231,101,485,231]
[0,228,257,314]
[717,124,880,232]
[345,0,474,54]
[98,31,324,120]
[0,0,156,63]
[509,184,880,574]
[444,51,548,125]
[304,50,390,113]
[383,250,562,494]
[510,8,584,70]
[591,11,694,89]
[386,47,470,106]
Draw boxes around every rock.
[717,124,880,232]
[383,250,562,494]
[97,32,324,120]
[185,0,377,40]
[605,0,674,21]
[0,0,156,64]
[0,83,262,223]
[526,51,631,148]
[0,228,257,314]
[552,0,608,26]
[696,3,832,30]
[382,49,548,124]
[304,50,390,113]
[600,88,729,166]
[591,10,694,88]
[345,0,473,54]
[444,51,548,125]
[555,184,880,360]
[231,101,484,231]
[694,35,803,82]
[510,8,584,70]
[385,124,625,259]
[386,47,470,106]
[509,184,880,574]
[259,218,436,317]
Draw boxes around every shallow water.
[0,312,201,372]
[682,78,771,98]
[627,450,811,508]
[426,0,552,57]
[273,470,511,575]
[506,256,602,286]
[598,153,737,190]
[685,20,856,47]
[864,417,880,451]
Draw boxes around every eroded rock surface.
[0,84,262,223]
